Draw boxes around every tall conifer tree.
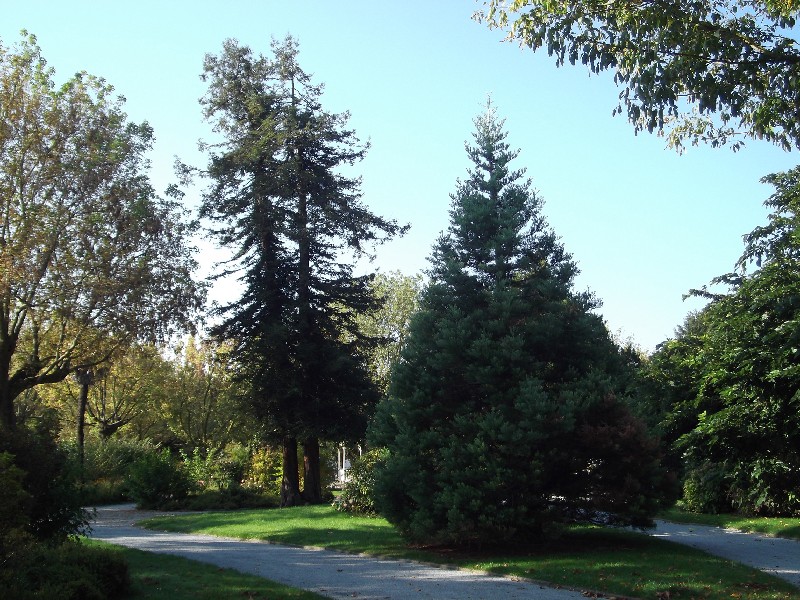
[372,103,673,543]
[196,37,403,505]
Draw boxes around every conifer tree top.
[430,99,578,292]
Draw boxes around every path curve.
[89,504,590,600]
[89,505,800,598]
[651,519,800,589]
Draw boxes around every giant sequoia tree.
[196,37,403,506]
[371,104,673,545]
[0,34,203,431]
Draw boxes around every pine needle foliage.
[371,103,674,545]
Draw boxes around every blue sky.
[4,1,797,351]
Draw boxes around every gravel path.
[89,504,800,599]
[89,504,590,600]
[650,519,800,589]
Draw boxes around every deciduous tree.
[352,272,422,395]
[649,167,800,515]
[0,34,203,430]
[477,0,800,151]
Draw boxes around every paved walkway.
[650,519,800,589]
[90,504,590,600]
[89,505,800,599]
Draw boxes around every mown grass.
[141,505,800,599]
[83,538,326,600]
[660,507,800,541]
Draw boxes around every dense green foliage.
[334,448,387,516]
[351,273,423,394]
[0,539,130,600]
[371,105,674,545]
[0,419,128,600]
[125,448,194,509]
[478,0,800,151]
[193,36,403,505]
[644,167,800,515]
[0,419,87,541]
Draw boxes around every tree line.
[1,0,800,570]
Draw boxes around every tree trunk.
[0,384,14,432]
[302,437,323,503]
[75,370,94,483]
[280,436,302,507]
[0,346,15,431]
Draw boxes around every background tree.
[646,168,800,515]
[371,103,674,545]
[0,33,204,431]
[352,272,422,395]
[84,345,172,442]
[161,336,245,452]
[194,37,404,505]
[478,0,800,151]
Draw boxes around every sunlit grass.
[83,538,325,600]
[660,507,800,540]
[141,505,800,599]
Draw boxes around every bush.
[0,538,129,600]
[0,417,88,540]
[243,446,283,496]
[57,437,156,505]
[334,448,387,516]
[126,449,194,509]
[0,452,30,541]
[681,462,732,514]
[181,444,251,491]
[729,457,800,516]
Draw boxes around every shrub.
[334,448,387,516]
[0,538,129,600]
[243,446,283,496]
[681,461,732,514]
[729,457,800,516]
[63,437,156,505]
[182,486,279,511]
[182,444,252,491]
[126,449,194,509]
[0,452,30,541]
[0,417,88,540]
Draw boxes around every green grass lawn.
[660,507,800,540]
[83,538,326,600]
[140,505,800,600]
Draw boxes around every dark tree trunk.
[75,370,94,482]
[0,385,13,432]
[0,345,15,431]
[301,437,323,504]
[280,436,302,507]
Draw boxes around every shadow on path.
[89,504,588,600]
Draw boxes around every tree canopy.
[477,0,800,151]
[644,167,800,515]
[371,103,674,545]
[0,34,204,430]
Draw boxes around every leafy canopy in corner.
[477,0,800,152]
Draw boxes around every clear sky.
[3,1,797,351]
